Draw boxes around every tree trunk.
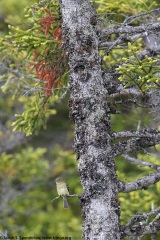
[61,0,120,239]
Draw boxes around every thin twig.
[122,154,160,170]
[123,8,160,25]
[51,194,80,202]
[51,196,60,202]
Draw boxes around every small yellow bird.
[55,177,69,208]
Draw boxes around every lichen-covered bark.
[61,0,120,239]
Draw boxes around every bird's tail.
[63,197,69,208]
